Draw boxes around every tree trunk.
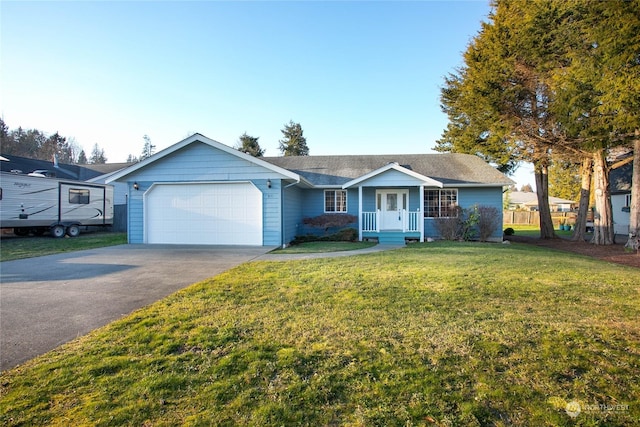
[624,133,640,251]
[571,156,593,242]
[534,159,556,239]
[591,149,614,245]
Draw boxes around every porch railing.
[362,210,379,232]
[361,210,421,233]
[406,210,420,232]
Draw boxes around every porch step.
[377,232,406,245]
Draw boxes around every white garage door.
[146,182,263,245]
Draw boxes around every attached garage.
[145,182,263,245]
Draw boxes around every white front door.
[377,190,408,230]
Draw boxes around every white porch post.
[420,185,425,242]
[358,185,363,241]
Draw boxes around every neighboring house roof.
[83,162,135,175]
[0,153,95,180]
[610,160,632,195]
[507,191,576,206]
[264,153,513,187]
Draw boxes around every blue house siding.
[121,143,292,245]
[108,135,513,245]
[299,189,359,217]
[125,142,281,182]
[423,186,504,240]
[295,188,360,238]
[282,185,304,244]
[127,181,148,243]
[261,179,282,246]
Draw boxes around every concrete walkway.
[254,244,405,261]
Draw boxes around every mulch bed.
[506,235,640,269]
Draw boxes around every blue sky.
[0,1,535,187]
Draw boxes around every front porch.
[361,209,422,244]
[341,161,444,245]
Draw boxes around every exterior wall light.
[133,182,139,190]
[267,179,271,189]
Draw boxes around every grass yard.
[273,241,377,254]
[0,232,127,262]
[1,242,638,426]
[505,224,575,238]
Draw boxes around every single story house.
[610,160,632,235]
[506,191,576,212]
[106,134,514,246]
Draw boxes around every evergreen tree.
[77,150,88,164]
[140,135,156,160]
[0,118,9,148]
[438,0,574,238]
[549,158,580,202]
[236,133,264,157]
[278,121,309,156]
[437,0,638,242]
[89,143,107,164]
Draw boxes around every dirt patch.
[506,235,640,269]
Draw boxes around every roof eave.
[106,133,301,184]
[342,163,444,189]
[443,182,514,188]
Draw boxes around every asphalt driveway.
[0,244,273,372]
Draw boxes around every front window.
[424,189,458,217]
[325,190,347,212]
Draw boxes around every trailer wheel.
[51,224,66,238]
[66,225,80,238]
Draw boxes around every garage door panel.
[146,183,263,245]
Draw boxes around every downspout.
[420,184,424,242]
[358,185,363,241]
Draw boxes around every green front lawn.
[273,241,377,254]
[0,232,127,262]
[1,242,638,425]
[505,224,577,238]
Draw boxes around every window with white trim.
[325,190,347,212]
[424,189,458,217]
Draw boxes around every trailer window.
[69,189,90,204]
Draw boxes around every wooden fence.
[503,210,581,226]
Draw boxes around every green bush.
[291,228,358,245]
[504,227,515,236]
[302,214,358,231]
[477,205,501,241]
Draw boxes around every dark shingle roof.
[0,154,133,181]
[610,161,632,194]
[263,153,513,187]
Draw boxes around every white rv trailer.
[0,172,114,237]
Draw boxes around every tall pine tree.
[278,121,309,156]
[236,133,265,157]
